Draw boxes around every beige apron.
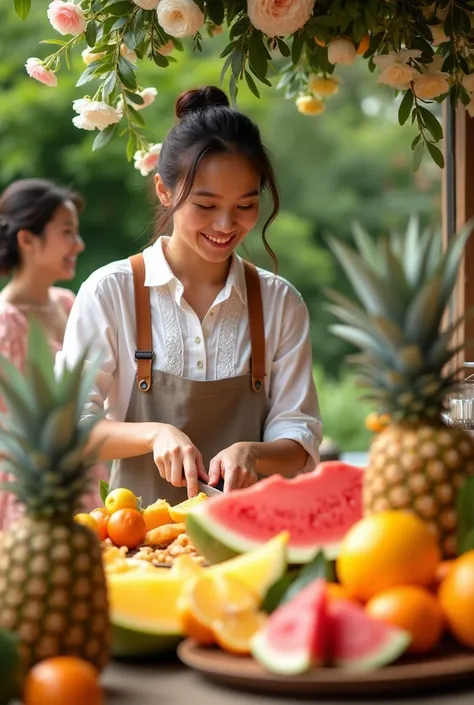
[109,254,267,506]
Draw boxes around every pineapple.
[0,319,110,671]
[326,218,474,558]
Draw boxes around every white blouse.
[56,237,322,470]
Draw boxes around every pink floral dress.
[0,287,108,530]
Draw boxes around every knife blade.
[197,480,222,497]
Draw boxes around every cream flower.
[81,47,106,66]
[158,40,175,56]
[120,43,138,64]
[308,75,340,97]
[132,0,159,8]
[72,98,121,131]
[296,95,326,116]
[430,23,449,46]
[47,0,86,36]
[247,0,314,37]
[117,87,158,113]
[462,72,474,94]
[25,58,58,87]
[374,49,422,89]
[156,0,204,38]
[133,143,162,176]
[327,38,357,66]
[413,72,450,100]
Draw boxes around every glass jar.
[443,363,474,431]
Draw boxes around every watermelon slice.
[251,579,328,675]
[329,599,411,670]
[186,462,363,564]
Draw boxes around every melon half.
[186,462,364,564]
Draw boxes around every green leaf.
[412,138,424,172]
[92,123,119,152]
[14,0,30,20]
[244,69,260,98]
[261,571,298,613]
[106,0,131,15]
[280,551,329,605]
[152,51,169,68]
[39,402,77,456]
[426,141,445,168]
[398,90,414,126]
[100,479,110,505]
[291,32,305,64]
[457,477,474,555]
[276,38,291,57]
[231,48,244,79]
[85,20,98,48]
[40,39,67,46]
[206,0,225,26]
[351,222,379,270]
[124,90,145,106]
[118,56,137,90]
[126,132,135,162]
[102,71,117,101]
[419,107,443,142]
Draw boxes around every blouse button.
[195,336,201,344]
[209,311,215,316]
[197,360,204,369]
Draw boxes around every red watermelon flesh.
[187,461,363,563]
[251,579,328,675]
[328,598,411,670]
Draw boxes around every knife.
[198,480,222,497]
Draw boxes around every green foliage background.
[0,3,442,450]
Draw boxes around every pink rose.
[158,40,175,56]
[117,87,158,114]
[157,0,204,38]
[247,0,314,37]
[47,0,86,36]
[25,58,58,87]
[133,143,162,176]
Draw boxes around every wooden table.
[103,658,474,705]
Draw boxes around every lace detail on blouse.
[216,290,243,379]
[154,285,184,376]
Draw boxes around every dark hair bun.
[175,86,230,119]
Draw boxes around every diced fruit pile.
[75,485,209,568]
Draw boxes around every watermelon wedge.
[329,599,411,670]
[251,579,328,675]
[186,462,363,564]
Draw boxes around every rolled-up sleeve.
[55,278,117,419]
[263,295,322,471]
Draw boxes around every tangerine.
[439,550,474,648]
[336,510,441,602]
[107,508,147,549]
[105,487,137,514]
[24,656,102,705]
[356,34,370,55]
[366,585,444,654]
[89,507,110,541]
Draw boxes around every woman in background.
[0,178,107,529]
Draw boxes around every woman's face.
[24,200,85,281]
[157,151,261,263]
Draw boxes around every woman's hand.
[208,442,259,492]
[152,424,208,498]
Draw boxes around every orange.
[432,559,455,589]
[356,34,370,55]
[326,582,359,603]
[107,508,147,549]
[24,656,102,705]
[365,412,391,433]
[337,510,441,602]
[439,550,474,648]
[366,586,444,654]
[213,609,268,655]
[105,488,137,514]
[74,513,99,535]
[89,507,110,541]
[314,36,326,47]
[178,572,259,645]
[142,498,171,531]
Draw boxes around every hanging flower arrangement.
[14,0,474,174]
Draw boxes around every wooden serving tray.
[177,638,474,696]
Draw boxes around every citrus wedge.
[178,572,259,645]
[168,492,208,523]
[142,499,171,531]
[213,609,268,655]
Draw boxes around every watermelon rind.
[334,629,411,671]
[187,509,332,565]
[251,631,313,676]
[112,625,181,657]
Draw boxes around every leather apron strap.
[128,254,265,393]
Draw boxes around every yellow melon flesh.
[168,492,209,522]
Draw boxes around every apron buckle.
[252,376,264,392]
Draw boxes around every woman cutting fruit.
[56,86,322,506]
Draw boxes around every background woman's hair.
[153,85,280,271]
[0,178,84,274]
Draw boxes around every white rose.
[72,98,122,131]
[327,38,356,66]
[132,0,159,7]
[413,72,450,100]
[247,0,314,37]
[373,49,422,70]
[117,87,158,113]
[133,143,162,176]
[377,63,417,89]
[157,0,204,38]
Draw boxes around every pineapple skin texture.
[365,423,474,558]
[0,518,111,672]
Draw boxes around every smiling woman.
[56,86,323,506]
[0,178,108,529]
